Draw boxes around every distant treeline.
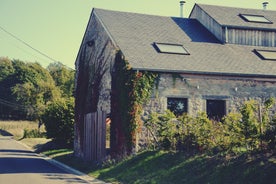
[0,57,74,120]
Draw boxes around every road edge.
[16,139,107,184]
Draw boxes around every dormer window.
[254,49,276,61]
[239,14,272,24]
[153,42,190,55]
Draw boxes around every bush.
[23,129,46,138]
[145,98,276,153]
[41,98,74,146]
[222,112,244,151]
[263,114,276,150]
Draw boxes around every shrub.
[262,98,276,150]
[23,129,46,138]
[239,100,260,149]
[41,98,74,146]
[145,110,177,150]
[145,99,276,153]
[222,112,244,151]
[263,114,276,150]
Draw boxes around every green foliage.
[112,55,157,154]
[23,129,46,138]
[0,57,14,81]
[47,62,75,97]
[146,98,276,154]
[262,98,276,150]
[222,112,244,150]
[154,110,177,150]
[263,114,276,150]
[239,100,260,149]
[127,71,157,144]
[11,62,61,120]
[0,58,75,149]
[0,58,62,120]
[41,98,74,145]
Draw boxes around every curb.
[16,139,107,184]
[41,154,107,184]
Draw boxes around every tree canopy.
[47,62,75,98]
[0,57,74,120]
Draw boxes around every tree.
[47,62,75,97]
[11,61,61,120]
[0,57,14,81]
[0,57,19,119]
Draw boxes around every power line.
[0,25,58,63]
[0,98,27,111]
[1,36,52,65]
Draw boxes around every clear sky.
[0,0,275,69]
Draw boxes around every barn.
[74,4,276,160]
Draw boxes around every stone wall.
[139,73,276,149]
[144,73,276,116]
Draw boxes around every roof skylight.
[254,49,276,61]
[239,14,272,24]
[153,43,190,55]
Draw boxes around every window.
[153,42,190,55]
[206,100,226,121]
[167,98,188,117]
[254,49,276,61]
[239,14,272,24]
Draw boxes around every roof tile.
[94,8,276,77]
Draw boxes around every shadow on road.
[0,137,92,183]
[0,129,13,136]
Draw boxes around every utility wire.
[2,36,52,65]
[0,98,27,111]
[0,25,58,63]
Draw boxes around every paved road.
[0,135,104,184]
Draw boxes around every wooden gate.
[84,111,106,162]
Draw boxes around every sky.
[0,0,276,69]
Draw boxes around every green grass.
[42,149,276,184]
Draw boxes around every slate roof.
[93,7,276,77]
[193,4,276,30]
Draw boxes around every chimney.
[180,1,186,18]
[263,2,268,10]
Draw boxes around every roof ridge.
[197,3,276,12]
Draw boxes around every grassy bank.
[43,149,276,184]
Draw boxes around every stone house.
[74,4,276,158]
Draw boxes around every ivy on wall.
[111,51,157,155]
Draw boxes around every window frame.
[254,49,276,61]
[153,42,190,55]
[206,99,226,121]
[239,14,273,24]
[167,97,188,117]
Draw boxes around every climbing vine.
[129,70,157,145]
[111,52,157,154]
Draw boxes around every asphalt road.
[0,135,104,184]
